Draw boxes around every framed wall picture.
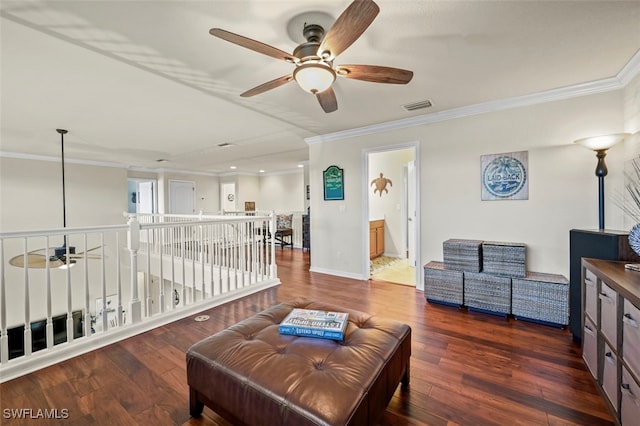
[481,151,528,201]
[323,165,344,200]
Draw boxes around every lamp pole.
[595,149,608,230]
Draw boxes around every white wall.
[237,174,260,211]
[309,90,629,284]
[258,171,305,212]
[1,157,127,230]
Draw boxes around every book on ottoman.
[279,308,349,341]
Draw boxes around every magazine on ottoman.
[279,308,349,341]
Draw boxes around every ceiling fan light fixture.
[58,259,77,269]
[293,62,336,94]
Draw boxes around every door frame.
[362,142,422,290]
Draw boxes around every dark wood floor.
[1,249,614,425]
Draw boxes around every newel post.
[128,215,142,324]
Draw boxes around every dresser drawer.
[621,366,640,425]
[600,282,618,347]
[624,298,640,378]
[602,342,618,411]
[583,316,598,379]
[585,268,598,324]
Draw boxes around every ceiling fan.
[209,0,413,113]
[9,129,100,269]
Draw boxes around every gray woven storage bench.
[424,261,464,307]
[512,272,569,327]
[443,239,483,272]
[482,241,526,277]
[464,271,511,316]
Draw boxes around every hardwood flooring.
[1,249,613,425]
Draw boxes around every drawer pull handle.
[584,325,595,336]
[605,352,615,364]
[585,278,595,286]
[624,313,639,328]
[622,384,640,406]
[599,293,614,304]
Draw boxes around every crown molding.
[306,50,640,145]
[0,151,127,169]
[0,152,223,177]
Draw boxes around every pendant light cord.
[57,129,68,246]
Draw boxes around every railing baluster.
[100,233,108,333]
[23,238,32,356]
[0,239,8,363]
[145,228,151,318]
[83,234,91,338]
[46,236,54,348]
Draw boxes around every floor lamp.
[575,133,629,230]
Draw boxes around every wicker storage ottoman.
[512,272,569,327]
[464,271,511,316]
[424,261,464,306]
[443,239,483,272]
[482,241,526,277]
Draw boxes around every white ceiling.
[1,0,639,175]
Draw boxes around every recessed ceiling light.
[298,164,304,168]
[259,170,265,173]
[230,166,237,170]
[156,159,169,163]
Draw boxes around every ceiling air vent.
[402,99,432,112]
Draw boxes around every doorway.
[365,144,420,288]
[127,178,157,214]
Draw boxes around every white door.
[221,182,236,212]
[169,180,196,214]
[138,181,155,214]
[407,160,416,266]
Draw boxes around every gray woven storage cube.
[482,241,526,277]
[512,272,569,326]
[424,261,464,306]
[464,271,511,315]
[443,239,483,272]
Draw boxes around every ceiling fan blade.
[336,64,413,84]
[209,28,296,63]
[318,0,380,60]
[240,74,294,97]
[316,87,338,113]
[9,253,49,268]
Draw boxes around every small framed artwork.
[323,165,344,200]
[481,151,528,201]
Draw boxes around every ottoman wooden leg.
[190,387,204,417]
[401,359,410,390]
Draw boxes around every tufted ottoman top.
[186,297,411,425]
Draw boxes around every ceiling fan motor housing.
[54,245,76,258]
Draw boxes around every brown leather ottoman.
[186,298,411,425]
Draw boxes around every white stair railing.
[0,212,279,382]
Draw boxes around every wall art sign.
[323,165,344,200]
[481,151,528,201]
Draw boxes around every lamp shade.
[293,62,336,94]
[574,133,630,151]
